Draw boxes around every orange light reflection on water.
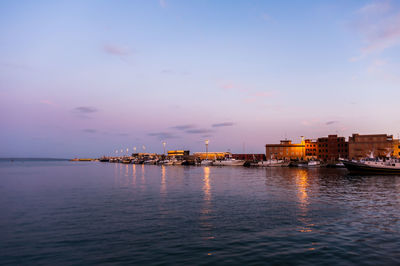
[161,165,166,195]
[294,169,314,233]
[132,164,136,187]
[203,167,211,202]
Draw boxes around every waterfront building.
[348,134,396,159]
[167,150,190,159]
[193,152,230,160]
[305,139,318,160]
[394,139,400,158]
[265,139,305,160]
[317,135,348,161]
[231,154,265,161]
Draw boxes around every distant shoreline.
[0,158,70,161]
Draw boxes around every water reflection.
[295,169,309,207]
[203,167,211,203]
[294,169,314,233]
[160,165,166,195]
[201,167,214,244]
[132,164,136,187]
[141,164,145,184]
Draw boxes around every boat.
[200,159,213,166]
[340,158,400,174]
[99,156,109,162]
[143,159,157,165]
[326,161,345,168]
[258,159,287,167]
[121,158,132,164]
[213,158,244,166]
[307,160,321,168]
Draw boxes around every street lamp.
[133,147,137,153]
[205,139,209,160]
[162,141,166,156]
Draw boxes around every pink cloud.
[220,82,235,90]
[40,100,57,106]
[351,1,400,60]
[103,44,131,56]
[159,0,166,8]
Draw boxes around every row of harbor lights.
[113,139,209,157]
[114,145,146,156]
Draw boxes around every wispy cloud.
[350,1,400,61]
[326,121,339,125]
[1,62,31,70]
[244,91,276,103]
[219,80,276,104]
[261,12,275,23]
[148,132,177,139]
[161,69,174,74]
[159,0,166,8]
[220,82,236,90]
[185,129,213,134]
[83,129,97,133]
[211,122,235,128]
[171,124,196,130]
[40,100,57,106]
[103,44,131,56]
[74,106,98,114]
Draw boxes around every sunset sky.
[1,0,400,158]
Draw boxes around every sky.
[1,0,400,158]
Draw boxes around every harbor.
[71,133,400,174]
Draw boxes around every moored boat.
[121,158,132,164]
[213,158,244,166]
[258,159,288,167]
[200,159,213,166]
[99,156,109,162]
[341,158,400,174]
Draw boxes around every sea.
[1,159,400,265]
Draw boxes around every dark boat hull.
[342,160,400,175]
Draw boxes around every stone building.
[265,139,305,160]
[348,134,395,159]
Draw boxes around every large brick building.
[317,135,348,161]
[305,135,348,161]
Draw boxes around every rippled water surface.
[1,160,400,265]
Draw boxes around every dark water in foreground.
[1,161,400,265]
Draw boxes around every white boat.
[258,159,286,167]
[213,158,244,166]
[200,159,213,166]
[307,160,321,168]
[298,160,320,168]
[144,159,157,165]
[172,159,183,165]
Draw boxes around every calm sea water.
[1,160,400,265]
